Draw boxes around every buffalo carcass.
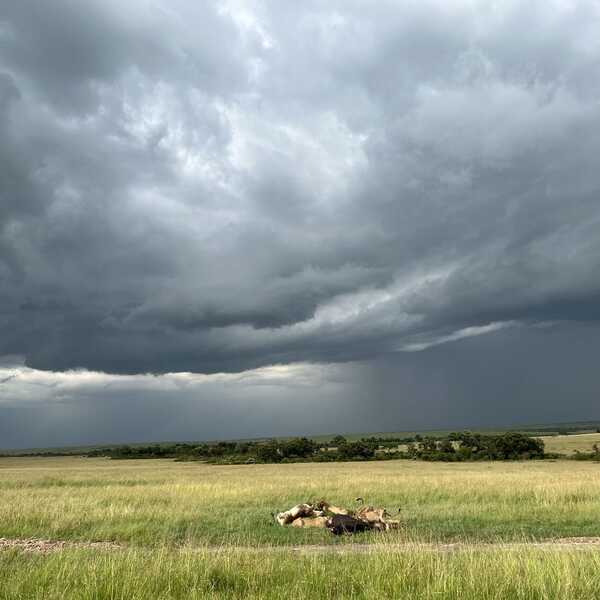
[326,514,372,535]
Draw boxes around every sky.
[1,1,600,449]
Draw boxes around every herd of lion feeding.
[274,498,402,535]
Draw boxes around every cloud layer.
[2,323,600,449]
[1,0,600,377]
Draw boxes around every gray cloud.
[1,324,600,449]
[1,0,600,380]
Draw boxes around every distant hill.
[2,419,599,456]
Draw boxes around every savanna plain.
[2,455,600,599]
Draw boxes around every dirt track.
[3,537,600,554]
[0,538,123,554]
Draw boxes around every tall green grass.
[2,457,600,546]
[2,546,600,599]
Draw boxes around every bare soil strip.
[3,537,600,554]
[285,538,600,554]
[0,538,123,554]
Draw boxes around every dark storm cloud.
[2,323,600,449]
[1,0,600,375]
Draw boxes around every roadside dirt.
[3,536,600,554]
[0,537,123,554]
[285,538,600,553]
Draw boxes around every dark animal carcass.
[326,514,372,535]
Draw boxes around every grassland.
[3,457,600,545]
[2,457,600,599]
[539,432,600,455]
[3,546,600,599]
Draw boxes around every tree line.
[85,431,548,463]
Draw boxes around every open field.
[2,457,600,545]
[2,457,600,598]
[540,432,600,455]
[3,546,600,599]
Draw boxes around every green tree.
[255,441,281,462]
[338,441,374,459]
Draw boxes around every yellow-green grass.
[2,546,600,600]
[2,457,600,547]
[540,432,600,455]
[3,458,600,599]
